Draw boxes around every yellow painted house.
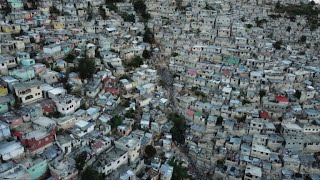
[1,25,13,33]
[52,21,65,29]
[0,83,8,96]
[1,24,21,33]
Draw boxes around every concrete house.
[13,80,43,104]
[0,140,24,161]
[0,94,15,114]
[53,95,81,115]
[96,147,128,176]
[49,157,78,180]
[84,78,102,98]
[115,136,141,163]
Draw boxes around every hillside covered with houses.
[0,0,319,179]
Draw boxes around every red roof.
[260,111,269,119]
[276,96,289,103]
[12,131,23,137]
[223,70,231,75]
[106,87,119,96]
[186,109,194,116]
[25,18,34,21]
[187,69,197,75]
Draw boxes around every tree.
[142,49,151,59]
[49,6,60,15]
[143,27,154,44]
[124,108,136,118]
[75,152,88,171]
[235,115,246,123]
[310,0,315,6]
[168,157,188,180]
[171,52,179,57]
[133,0,149,21]
[105,2,118,12]
[275,1,281,9]
[216,116,223,126]
[65,53,76,63]
[176,0,183,10]
[294,90,302,100]
[299,35,307,43]
[273,40,282,50]
[133,0,146,14]
[99,5,107,20]
[120,12,135,22]
[78,57,95,80]
[286,26,291,32]
[246,24,253,28]
[259,89,266,103]
[110,115,123,129]
[81,166,103,180]
[168,113,186,144]
[255,18,268,28]
[242,99,251,105]
[125,56,144,68]
[144,145,156,158]
[159,79,166,87]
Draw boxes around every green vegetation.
[246,24,253,29]
[294,90,302,100]
[99,5,107,19]
[171,52,179,57]
[124,56,144,68]
[105,0,119,12]
[133,0,150,21]
[242,99,251,105]
[110,115,123,129]
[142,49,151,59]
[259,89,266,101]
[299,35,307,43]
[124,108,136,119]
[120,12,135,22]
[216,116,223,126]
[143,27,155,44]
[235,115,246,123]
[49,6,60,15]
[273,40,282,50]
[75,152,88,171]
[255,18,268,28]
[274,2,320,30]
[176,0,183,10]
[168,157,189,180]
[65,53,76,63]
[81,166,103,180]
[144,145,157,158]
[78,57,95,80]
[191,86,206,99]
[168,113,186,144]
[286,26,291,32]
[159,79,166,87]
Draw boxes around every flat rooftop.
[97,147,127,165]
